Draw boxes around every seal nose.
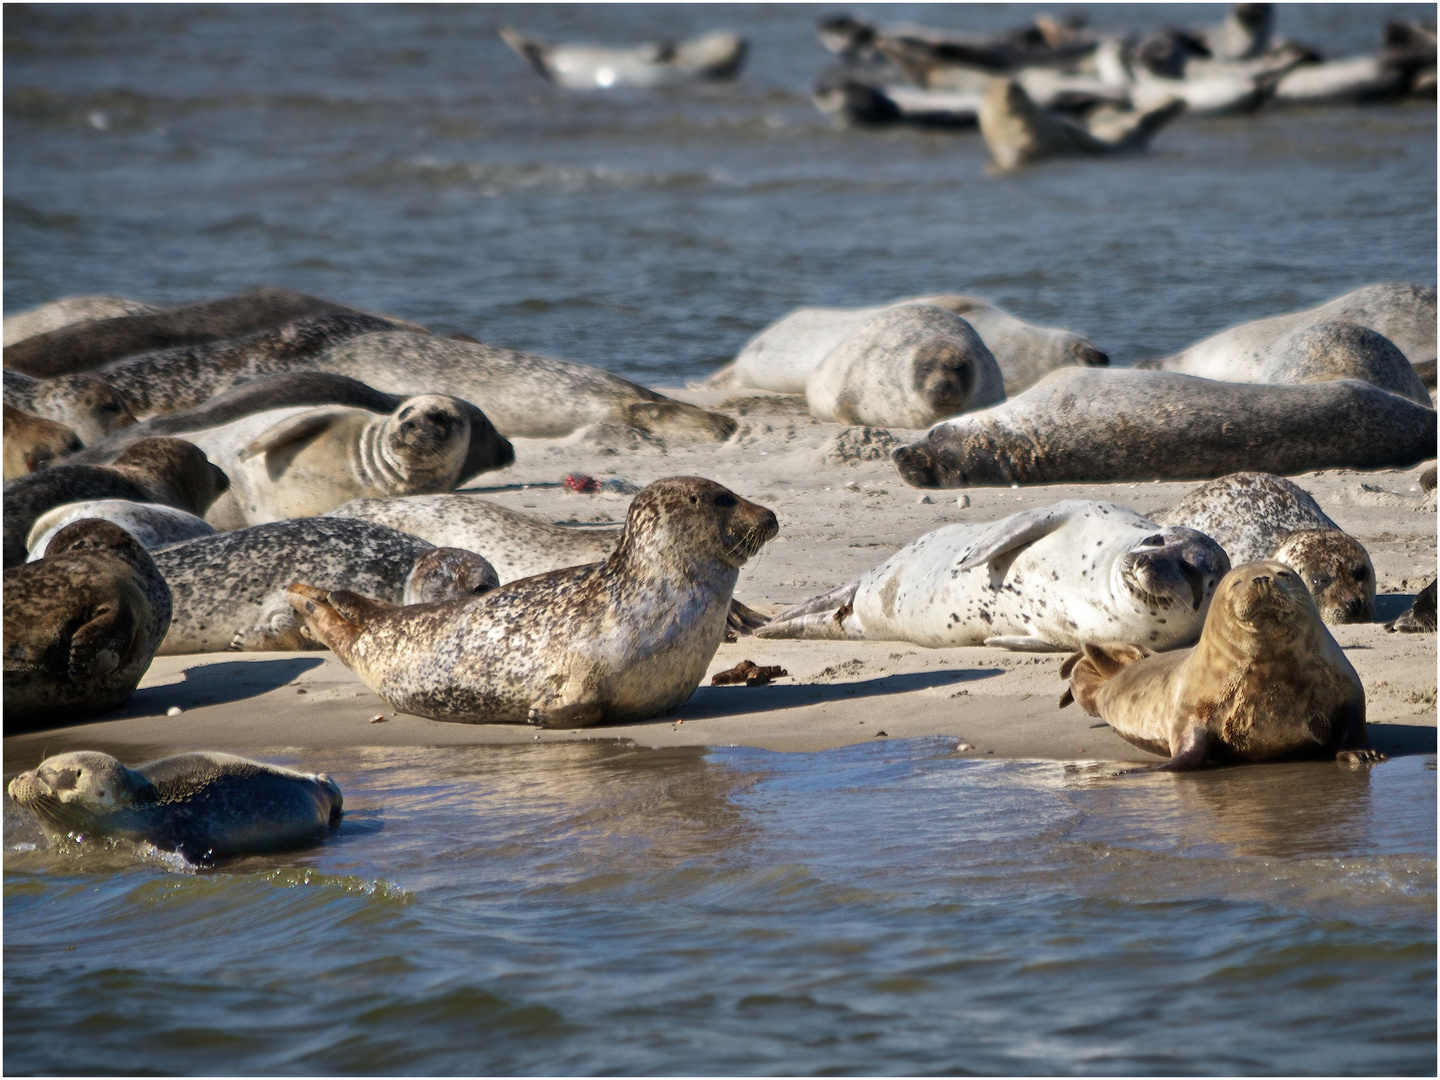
[1080,346,1109,367]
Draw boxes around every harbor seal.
[3,520,172,729]
[3,437,230,568]
[1149,283,1438,380]
[757,501,1229,652]
[3,402,81,479]
[498,26,746,89]
[978,78,1184,169]
[3,295,160,346]
[310,331,737,441]
[153,517,495,653]
[3,369,137,443]
[179,395,476,530]
[1256,322,1432,405]
[26,500,215,561]
[7,750,342,861]
[1059,561,1383,768]
[707,294,1107,398]
[1152,472,1375,624]
[1385,580,1436,633]
[804,305,1007,428]
[891,368,1438,489]
[288,477,778,726]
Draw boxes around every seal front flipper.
[754,580,861,640]
[239,409,349,462]
[1152,724,1213,771]
[984,635,1063,653]
[69,602,139,680]
[954,506,1077,573]
[527,702,607,729]
[1333,696,1386,767]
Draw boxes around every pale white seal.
[27,499,215,561]
[498,27,746,89]
[3,295,160,347]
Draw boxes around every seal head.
[1270,528,1375,624]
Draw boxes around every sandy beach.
[8,388,1434,768]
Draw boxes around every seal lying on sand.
[3,403,81,479]
[978,78,1185,169]
[758,501,1228,652]
[1386,580,1436,633]
[153,517,496,653]
[1256,322,1432,405]
[1152,472,1375,624]
[3,520,172,729]
[891,368,1438,488]
[7,751,342,860]
[290,477,777,726]
[27,500,215,560]
[499,26,746,89]
[3,438,229,568]
[708,294,1107,398]
[1059,561,1384,768]
[3,295,161,346]
[1148,283,1437,379]
[4,370,138,445]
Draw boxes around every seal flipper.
[527,701,607,729]
[954,506,1077,573]
[285,582,383,664]
[239,410,347,462]
[69,602,138,680]
[1153,724,1212,771]
[1333,695,1387,766]
[726,599,769,636]
[985,635,1063,653]
[1057,642,1153,712]
[755,580,861,640]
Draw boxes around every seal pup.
[891,368,1438,489]
[4,369,137,443]
[978,78,1185,169]
[3,295,160,347]
[805,305,1006,428]
[3,437,229,568]
[179,395,474,530]
[1059,562,1384,768]
[7,751,342,861]
[1385,580,1436,633]
[3,520,172,729]
[707,294,1107,398]
[153,517,495,653]
[758,501,1228,652]
[1257,323,1431,405]
[498,27,746,89]
[3,403,81,479]
[1152,472,1375,624]
[27,500,215,561]
[289,477,778,726]
[1150,283,1437,380]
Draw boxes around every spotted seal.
[3,437,229,568]
[26,500,215,561]
[1257,322,1431,406]
[1152,472,1375,624]
[7,750,342,861]
[758,500,1229,652]
[4,369,137,444]
[891,368,1438,489]
[153,517,495,653]
[498,26,746,89]
[3,520,172,729]
[3,403,81,479]
[1059,561,1384,768]
[289,477,777,726]
[3,295,161,346]
[978,78,1185,169]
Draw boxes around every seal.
[978,78,1185,169]
[1386,579,1436,633]
[891,368,1438,489]
[178,395,476,530]
[708,294,1107,398]
[757,500,1229,652]
[804,304,1007,428]
[3,295,160,347]
[7,750,342,861]
[26,499,215,561]
[1152,472,1376,624]
[1,287,418,378]
[288,477,778,726]
[310,331,737,441]
[498,26,746,89]
[3,520,172,729]
[1058,561,1385,768]
[4,369,137,443]
[1257,322,1431,405]
[1149,283,1437,380]
[3,437,230,568]
[3,402,81,479]
[152,516,496,653]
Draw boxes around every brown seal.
[3,520,172,730]
[3,437,230,568]
[1058,561,1384,769]
[288,477,778,727]
[3,402,81,479]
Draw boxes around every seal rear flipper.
[754,581,861,640]
[726,599,770,636]
[285,582,372,662]
[497,27,556,81]
[1058,641,1153,714]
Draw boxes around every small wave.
[345,155,731,196]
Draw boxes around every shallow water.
[4,740,1435,1075]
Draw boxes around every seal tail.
[286,583,392,665]
[1058,642,1153,713]
[754,581,862,640]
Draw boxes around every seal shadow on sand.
[672,667,1003,722]
[112,658,329,721]
[1373,591,1419,622]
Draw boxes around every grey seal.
[3,402,81,479]
[3,296,160,346]
[499,27,746,89]
[27,500,215,561]
[153,516,496,653]
[289,477,778,726]
[758,501,1229,652]
[1152,472,1376,624]
[891,368,1437,488]
[1060,561,1383,769]
[8,750,342,861]
[1386,580,1436,633]
[3,437,230,568]
[3,369,137,443]
[1257,322,1431,405]
[978,78,1185,169]
[3,520,172,729]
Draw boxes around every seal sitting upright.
[289,477,778,727]
[8,750,342,861]
[1059,561,1384,769]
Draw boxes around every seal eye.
[689,495,699,505]
[1353,566,1369,582]
[713,493,737,508]
[1138,534,1165,548]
